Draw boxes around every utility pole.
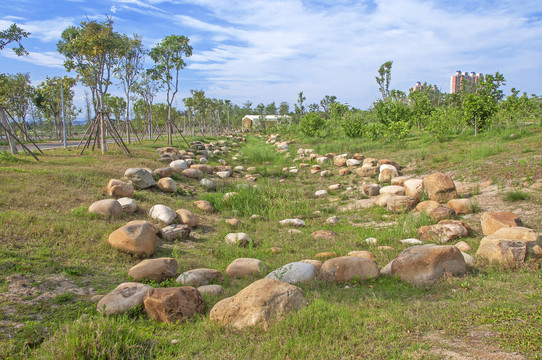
[60,78,66,148]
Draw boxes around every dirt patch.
[423,328,527,360]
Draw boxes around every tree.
[0,23,30,154]
[299,112,325,137]
[265,101,277,115]
[279,101,290,115]
[148,34,192,145]
[0,73,34,140]
[133,73,161,138]
[462,72,506,135]
[104,94,126,126]
[0,23,30,56]
[376,60,393,100]
[115,34,145,143]
[320,95,337,116]
[255,103,265,114]
[294,91,306,124]
[57,18,127,153]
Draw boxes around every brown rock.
[106,179,134,198]
[182,168,204,179]
[320,256,380,282]
[157,177,178,193]
[154,167,174,178]
[455,241,471,252]
[356,166,379,177]
[128,258,178,282]
[339,168,351,176]
[226,218,241,227]
[300,259,322,272]
[415,200,440,216]
[480,212,523,236]
[352,153,365,161]
[447,198,473,215]
[194,200,214,212]
[378,159,401,169]
[311,230,338,239]
[347,250,376,260]
[334,157,347,167]
[209,278,308,330]
[387,196,418,213]
[430,206,457,222]
[391,176,413,186]
[379,168,395,183]
[422,173,457,203]
[108,220,159,257]
[315,252,337,260]
[363,157,378,166]
[89,199,122,219]
[225,258,266,277]
[476,238,527,265]
[144,287,205,323]
[417,220,470,243]
[391,244,467,285]
[404,179,423,199]
[197,284,224,296]
[175,209,198,227]
[190,164,213,173]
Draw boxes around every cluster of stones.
[92,135,542,332]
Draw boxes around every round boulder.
[265,262,316,284]
[320,256,380,282]
[89,199,122,219]
[108,220,159,257]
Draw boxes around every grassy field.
[0,128,541,359]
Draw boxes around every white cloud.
[0,17,76,43]
[111,5,118,14]
[1,50,65,68]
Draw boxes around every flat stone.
[265,262,316,284]
[347,251,376,260]
[320,256,380,282]
[480,212,523,236]
[197,284,224,296]
[176,268,223,287]
[400,238,423,245]
[279,218,305,227]
[312,230,338,239]
[224,233,251,247]
[160,224,191,241]
[315,252,337,260]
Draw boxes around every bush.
[299,113,325,137]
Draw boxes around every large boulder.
[157,178,178,193]
[128,258,178,282]
[447,198,473,215]
[88,199,122,219]
[106,179,134,198]
[265,262,316,284]
[176,268,223,287]
[154,167,174,178]
[149,204,177,225]
[480,211,523,236]
[175,209,198,227]
[391,244,467,285]
[182,168,204,179]
[417,220,471,243]
[225,258,267,277]
[97,282,152,314]
[144,287,205,323]
[108,220,159,257]
[209,278,308,330]
[320,256,379,282]
[422,173,457,203]
[356,166,379,177]
[123,168,156,189]
[476,227,540,264]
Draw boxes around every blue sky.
[1,0,542,113]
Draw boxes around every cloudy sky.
[1,0,541,113]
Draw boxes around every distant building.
[412,81,424,92]
[450,71,483,93]
[242,115,292,131]
[411,82,439,92]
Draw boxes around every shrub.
[299,113,325,137]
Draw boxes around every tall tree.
[0,23,30,154]
[279,101,290,115]
[0,73,34,140]
[294,91,306,124]
[57,18,127,153]
[265,101,277,115]
[320,95,337,116]
[376,60,393,100]
[133,73,161,138]
[115,34,145,143]
[148,34,192,145]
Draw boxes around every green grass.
[1,129,542,359]
[503,190,530,202]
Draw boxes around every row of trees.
[294,61,542,140]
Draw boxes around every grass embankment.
[0,129,541,359]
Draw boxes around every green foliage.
[503,191,530,202]
[425,105,465,141]
[0,23,30,56]
[373,95,412,139]
[299,112,325,137]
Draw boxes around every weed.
[504,191,530,202]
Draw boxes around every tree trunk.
[0,108,18,154]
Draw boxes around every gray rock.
[149,204,177,225]
[97,282,152,315]
[123,168,156,189]
[117,197,138,214]
[200,178,216,191]
[265,262,316,284]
